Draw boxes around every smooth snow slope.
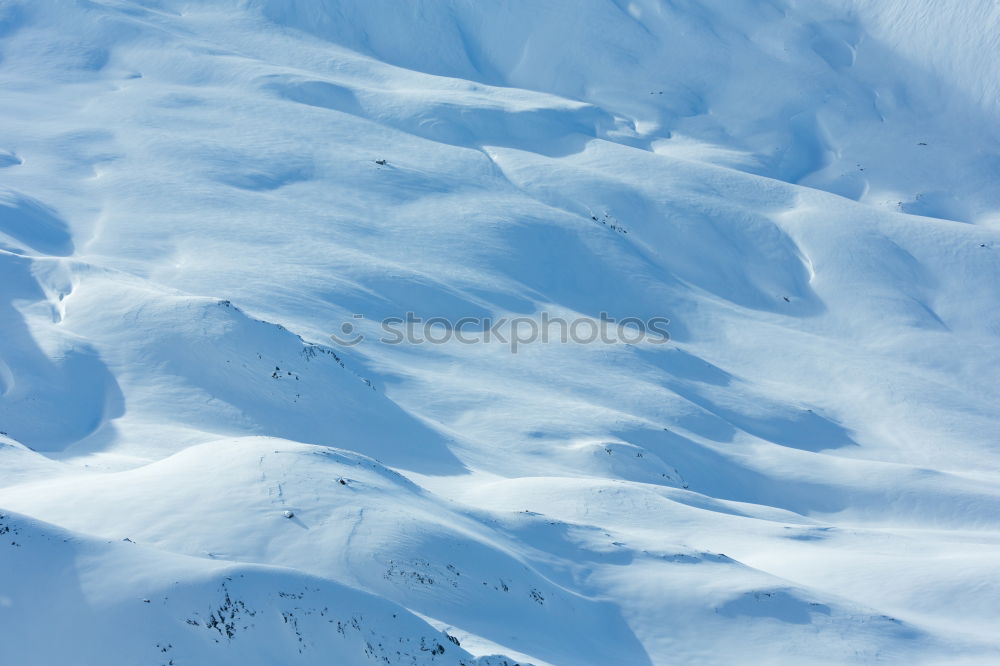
[1,1,999,664]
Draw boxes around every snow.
[1,0,999,664]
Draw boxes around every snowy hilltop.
[1,1,999,664]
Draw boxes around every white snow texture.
[1,1,999,664]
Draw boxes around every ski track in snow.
[1,1,999,664]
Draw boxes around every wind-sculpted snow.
[0,189,74,256]
[0,511,518,666]
[1,0,999,664]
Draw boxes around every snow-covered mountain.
[1,1,999,663]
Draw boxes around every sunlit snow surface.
[1,1,1000,664]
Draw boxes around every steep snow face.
[0,510,516,666]
[250,0,1000,221]
[1,0,999,664]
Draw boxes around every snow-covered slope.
[1,1,999,664]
